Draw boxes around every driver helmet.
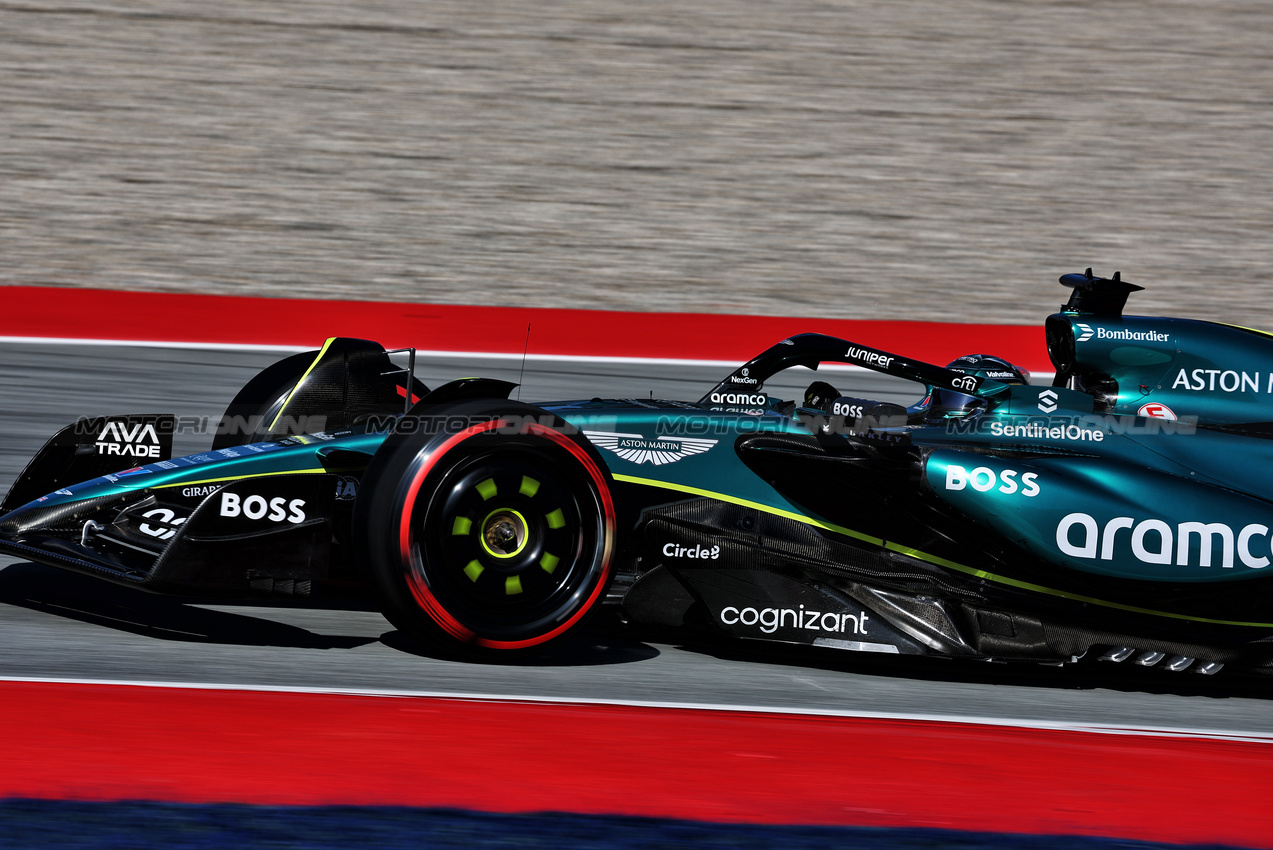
[925,354,1030,421]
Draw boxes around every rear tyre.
[356,400,616,659]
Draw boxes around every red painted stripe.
[1,682,1269,847]
[0,285,1050,372]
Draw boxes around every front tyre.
[356,400,616,659]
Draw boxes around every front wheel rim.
[398,421,614,650]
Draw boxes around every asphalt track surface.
[2,341,1271,738]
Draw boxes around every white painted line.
[426,350,744,368]
[0,336,1056,378]
[0,675,1266,744]
[0,336,311,353]
[0,335,753,367]
[0,335,773,368]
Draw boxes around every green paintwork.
[17,430,390,513]
[1053,313,1273,425]
[18,313,1273,633]
[925,449,1273,582]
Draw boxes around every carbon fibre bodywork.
[4,271,1273,673]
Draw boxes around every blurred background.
[2,0,1270,325]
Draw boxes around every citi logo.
[1076,323,1094,343]
[1037,390,1059,414]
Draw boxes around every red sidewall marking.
[475,422,615,650]
[396,420,614,650]
[0,285,1051,373]
[2,682,1271,849]
[397,421,506,643]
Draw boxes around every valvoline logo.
[1138,402,1177,420]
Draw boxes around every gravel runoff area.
[1,1,1270,326]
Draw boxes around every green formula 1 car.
[4,270,1273,677]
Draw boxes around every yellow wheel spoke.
[475,478,498,501]
[505,576,523,595]
[452,516,472,536]
[519,476,540,498]
[463,560,484,582]
[546,508,565,529]
[540,553,559,574]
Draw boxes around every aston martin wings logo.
[583,431,718,466]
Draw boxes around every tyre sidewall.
[356,399,615,658]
